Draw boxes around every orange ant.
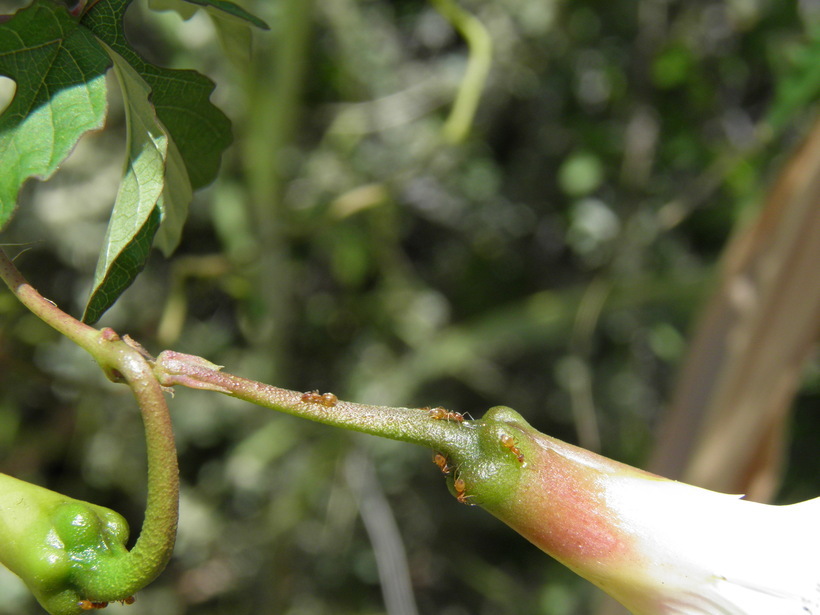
[500,434,525,464]
[432,452,451,474]
[78,601,108,611]
[453,476,474,505]
[300,390,338,408]
[427,407,467,422]
[321,392,338,407]
[78,596,135,610]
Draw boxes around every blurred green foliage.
[0,0,818,613]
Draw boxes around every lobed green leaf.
[79,0,232,322]
[82,47,169,324]
[0,0,110,230]
[82,0,232,192]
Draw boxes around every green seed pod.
[0,473,131,615]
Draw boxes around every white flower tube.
[463,407,820,615]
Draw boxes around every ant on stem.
[453,475,474,506]
[300,390,338,408]
[432,452,451,474]
[78,601,108,611]
[499,434,525,464]
[78,596,135,611]
[427,406,471,423]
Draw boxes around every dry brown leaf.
[649,117,820,502]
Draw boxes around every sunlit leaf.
[154,137,193,253]
[81,0,232,191]
[0,0,110,230]
[77,0,232,321]
[83,47,168,324]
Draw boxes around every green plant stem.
[430,0,492,143]
[85,343,178,597]
[0,248,99,354]
[0,247,179,599]
[153,350,474,456]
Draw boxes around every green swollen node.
[0,474,136,614]
[429,406,532,509]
